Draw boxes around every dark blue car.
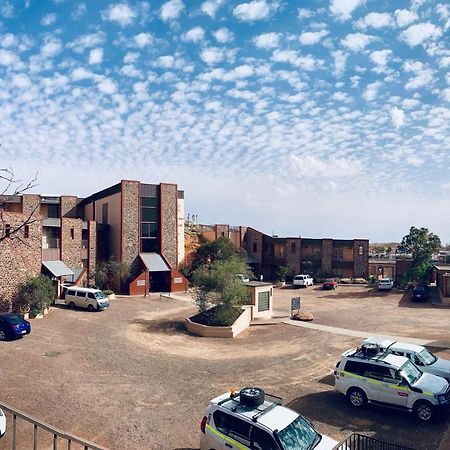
[0,313,31,341]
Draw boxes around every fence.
[0,400,109,450]
[333,433,415,450]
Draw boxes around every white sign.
[174,277,183,284]
[136,280,146,287]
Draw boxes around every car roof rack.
[218,391,283,423]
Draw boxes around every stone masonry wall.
[61,218,82,269]
[60,196,78,218]
[215,224,229,239]
[0,211,42,311]
[239,226,247,247]
[22,194,41,215]
[353,239,369,278]
[88,220,96,282]
[285,238,301,277]
[321,239,333,275]
[242,227,263,265]
[121,180,140,268]
[160,183,178,268]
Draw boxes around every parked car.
[378,278,394,290]
[64,287,110,311]
[0,313,31,341]
[334,344,450,422]
[200,387,339,449]
[363,336,450,381]
[293,274,313,288]
[412,285,430,302]
[236,274,250,283]
[322,278,338,290]
[0,408,5,438]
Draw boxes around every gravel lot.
[0,286,449,449]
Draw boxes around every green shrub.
[276,266,288,282]
[103,290,114,295]
[14,275,55,315]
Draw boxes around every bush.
[368,275,376,284]
[13,276,55,315]
[103,290,114,295]
[276,266,288,282]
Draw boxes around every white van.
[64,287,110,311]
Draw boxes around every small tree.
[13,276,55,316]
[276,266,288,282]
[192,257,250,326]
[92,256,129,292]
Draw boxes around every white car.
[334,344,450,422]
[236,274,250,283]
[0,408,6,438]
[200,387,339,449]
[293,274,313,288]
[378,278,394,290]
[363,336,450,381]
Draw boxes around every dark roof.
[77,182,121,207]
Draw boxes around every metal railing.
[333,433,415,450]
[0,400,109,450]
[42,237,60,249]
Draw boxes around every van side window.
[226,416,251,447]
[76,291,86,298]
[363,364,390,381]
[344,360,366,376]
[88,293,96,299]
[252,427,278,450]
[67,290,76,296]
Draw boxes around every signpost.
[291,297,300,317]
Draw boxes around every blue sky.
[0,0,449,242]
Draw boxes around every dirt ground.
[0,286,449,450]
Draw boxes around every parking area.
[0,286,449,449]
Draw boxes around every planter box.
[107,294,116,300]
[185,306,251,338]
[20,312,30,321]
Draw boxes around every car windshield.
[95,291,107,299]
[5,314,23,324]
[400,360,422,385]
[414,286,426,292]
[276,416,321,450]
[418,349,437,365]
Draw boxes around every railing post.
[12,414,17,450]
[53,433,58,450]
[33,423,38,450]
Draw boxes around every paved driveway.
[0,289,449,449]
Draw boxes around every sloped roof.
[42,260,74,277]
[139,253,170,272]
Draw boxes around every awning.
[139,253,170,272]
[42,260,74,277]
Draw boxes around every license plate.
[21,330,26,334]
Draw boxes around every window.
[141,222,158,238]
[253,242,258,252]
[142,208,158,222]
[213,411,232,435]
[221,231,225,237]
[102,203,108,224]
[70,228,75,239]
[67,290,76,296]
[141,197,158,207]
[88,293,96,299]
[212,412,251,447]
[252,428,278,450]
[258,291,270,311]
[47,204,60,218]
[141,239,157,253]
[344,360,367,376]
[24,225,29,238]
[5,224,11,237]
[358,245,364,255]
[291,242,296,254]
[76,291,86,298]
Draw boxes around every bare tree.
[0,167,38,243]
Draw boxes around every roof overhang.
[42,260,74,277]
[139,253,170,272]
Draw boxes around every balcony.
[42,238,60,261]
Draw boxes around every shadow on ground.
[130,318,190,335]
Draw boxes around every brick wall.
[22,194,41,215]
[61,218,82,269]
[60,196,78,218]
[0,211,42,310]
[88,220,96,282]
[285,238,301,277]
[322,239,333,274]
[242,227,263,265]
[215,224,229,239]
[353,239,369,278]
[160,183,178,268]
[121,181,140,268]
[239,226,247,247]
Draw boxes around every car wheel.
[87,304,95,312]
[69,301,75,309]
[347,387,367,408]
[239,387,265,407]
[414,401,434,422]
[0,330,6,341]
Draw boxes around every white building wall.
[177,197,185,265]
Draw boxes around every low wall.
[185,306,251,338]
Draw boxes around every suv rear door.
[212,410,251,449]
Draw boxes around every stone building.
[0,180,186,310]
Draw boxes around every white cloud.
[0,48,19,66]
[370,49,392,66]
[406,155,424,167]
[357,12,394,29]
[71,67,94,80]
[40,13,57,26]
[41,40,62,58]
[331,50,348,77]
[400,23,442,47]
[233,0,272,21]
[156,55,175,68]
[298,8,313,19]
[440,57,450,68]
[253,32,280,49]
[443,88,450,102]
[0,1,14,18]
[390,106,405,129]
[299,30,328,45]
[213,28,234,44]
[134,32,153,48]
[67,32,106,53]
[88,48,103,65]
[341,33,375,52]
[394,9,418,28]
[405,69,434,90]
[200,0,224,17]
[363,81,382,101]
[160,0,185,21]
[200,47,224,65]
[330,0,365,21]
[101,3,137,26]
[290,154,362,178]
[12,73,31,89]
[72,2,87,20]
[98,78,117,94]
[183,27,205,43]
[271,50,319,70]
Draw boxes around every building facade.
[0,180,185,310]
